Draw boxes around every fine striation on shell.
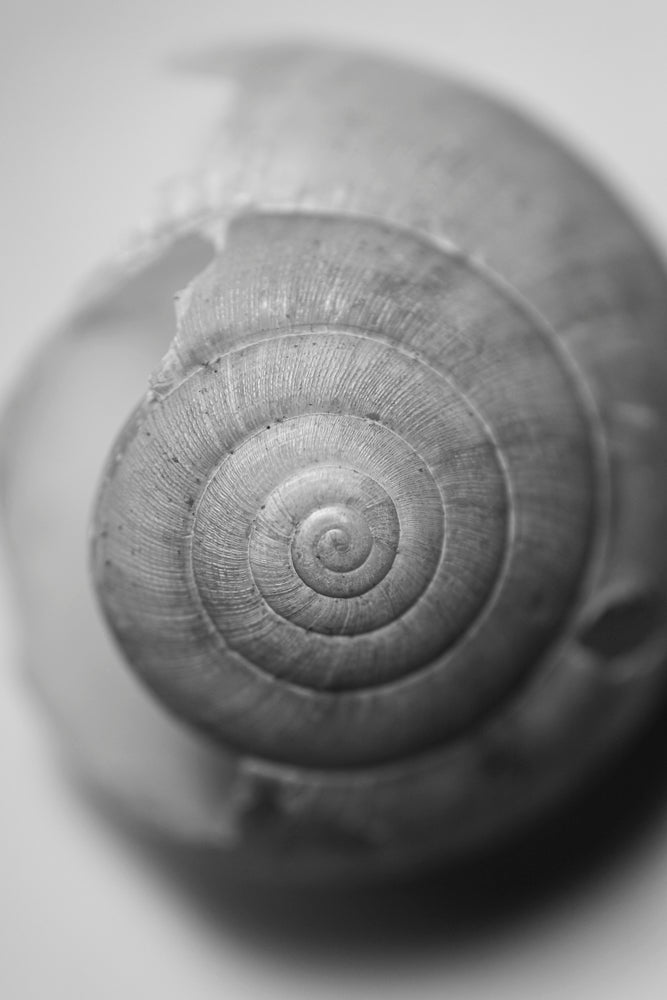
[4,44,667,880]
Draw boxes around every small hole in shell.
[579,589,663,658]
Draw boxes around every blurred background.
[2,1,667,997]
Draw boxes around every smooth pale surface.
[2,2,667,999]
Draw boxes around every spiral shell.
[96,209,601,775]
[9,44,667,878]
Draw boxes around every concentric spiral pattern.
[94,212,598,770]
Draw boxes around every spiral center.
[295,505,373,576]
[246,456,406,623]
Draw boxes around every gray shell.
[5,45,667,880]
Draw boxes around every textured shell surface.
[5,43,667,880]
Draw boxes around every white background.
[2,1,667,997]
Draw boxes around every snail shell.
[8,45,667,879]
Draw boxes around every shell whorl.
[94,210,598,768]
[88,47,667,869]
